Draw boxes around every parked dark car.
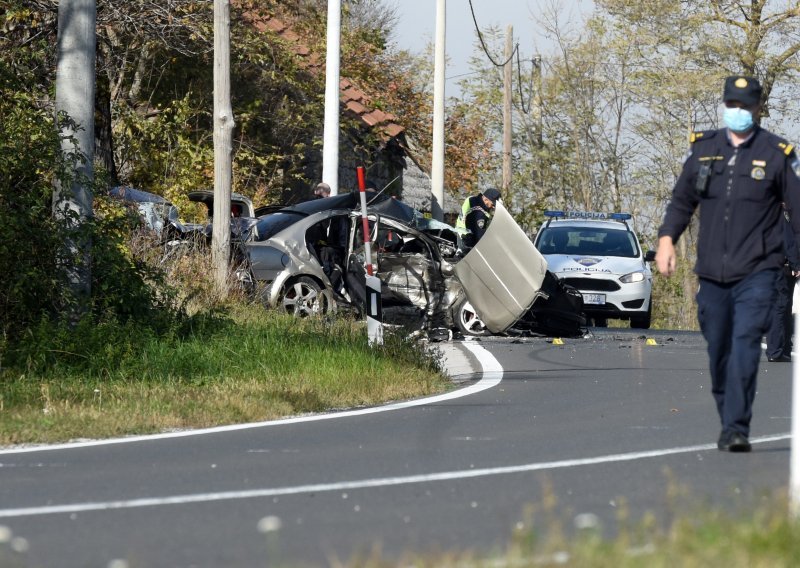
[108,186,189,241]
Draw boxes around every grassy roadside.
[0,309,450,446]
[336,487,800,567]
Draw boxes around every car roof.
[109,186,171,205]
[541,218,632,230]
[280,192,431,228]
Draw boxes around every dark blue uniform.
[659,125,800,440]
[766,212,800,360]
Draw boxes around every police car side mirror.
[644,250,656,262]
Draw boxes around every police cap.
[482,187,501,204]
[723,75,762,107]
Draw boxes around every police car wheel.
[455,297,489,336]
[630,304,652,329]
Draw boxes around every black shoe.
[717,430,751,452]
[767,354,792,362]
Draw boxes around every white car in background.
[533,211,655,329]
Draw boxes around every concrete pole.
[54,0,96,312]
[502,26,513,195]
[322,0,341,195]
[430,0,446,221]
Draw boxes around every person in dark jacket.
[656,75,800,453]
[455,187,501,250]
[765,205,800,362]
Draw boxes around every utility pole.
[532,55,542,146]
[322,0,341,195]
[502,25,513,194]
[430,0,446,221]
[54,0,96,317]
[212,0,234,295]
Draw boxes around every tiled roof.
[238,6,404,141]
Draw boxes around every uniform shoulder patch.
[689,130,717,144]
[764,131,796,156]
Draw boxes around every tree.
[594,0,800,327]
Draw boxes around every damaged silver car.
[241,193,584,337]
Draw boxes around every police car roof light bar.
[544,210,631,221]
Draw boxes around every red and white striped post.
[357,167,383,345]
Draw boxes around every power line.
[467,0,517,68]
[467,0,534,115]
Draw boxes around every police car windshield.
[537,227,638,258]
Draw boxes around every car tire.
[455,297,489,336]
[280,276,328,317]
[630,304,652,329]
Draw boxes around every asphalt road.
[0,328,793,567]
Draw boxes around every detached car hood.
[454,202,548,333]
[544,255,645,276]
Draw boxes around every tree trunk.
[95,59,118,186]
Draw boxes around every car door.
[454,202,548,333]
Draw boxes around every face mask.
[723,106,754,133]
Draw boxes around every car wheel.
[280,277,327,317]
[630,304,652,329]
[455,297,489,336]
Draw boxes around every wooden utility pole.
[533,55,542,146]
[502,25,513,194]
[212,0,234,295]
[54,0,96,316]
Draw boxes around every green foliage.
[0,87,68,340]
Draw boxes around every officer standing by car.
[456,187,501,251]
[656,75,800,453]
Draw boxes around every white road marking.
[0,342,502,455]
[0,433,789,519]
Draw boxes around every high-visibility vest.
[455,195,492,234]
[455,197,471,233]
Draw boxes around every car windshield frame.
[536,226,640,258]
[251,211,308,242]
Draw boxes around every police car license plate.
[582,293,605,305]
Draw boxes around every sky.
[390,0,593,95]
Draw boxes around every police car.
[533,211,656,328]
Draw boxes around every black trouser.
[697,269,776,437]
[766,265,795,359]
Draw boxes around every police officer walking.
[656,75,800,452]
[456,187,501,251]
